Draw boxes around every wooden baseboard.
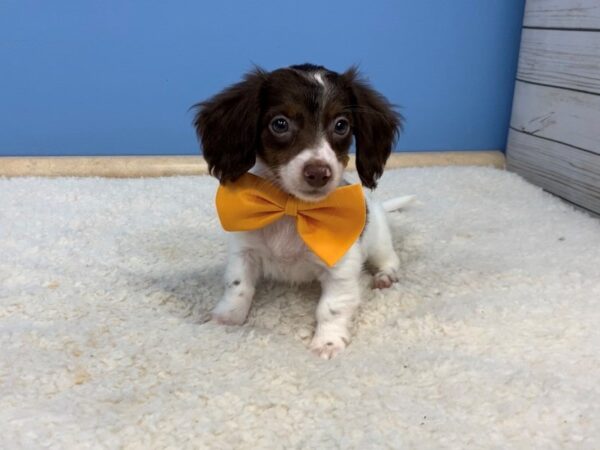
[0,151,505,178]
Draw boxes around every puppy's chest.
[258,217,310,261]
[251,217,323,281]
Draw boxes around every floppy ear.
[343,67,402,189]
[193,69,266,183]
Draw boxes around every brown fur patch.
[194,64,401,188]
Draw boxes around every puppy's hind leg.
[364,201,400,290]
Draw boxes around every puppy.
[194,64,405,359]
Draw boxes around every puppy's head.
[194,64,401,201]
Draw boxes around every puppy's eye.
[333,118,350,136]
[270,116,289,134]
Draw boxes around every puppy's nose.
[303,163,332,188]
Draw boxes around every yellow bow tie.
[215,173,366,267]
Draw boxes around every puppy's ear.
[343,67,402,189]
[193,68,266,183]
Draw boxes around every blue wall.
[0,1,524,156]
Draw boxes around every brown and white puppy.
[194,64,405,359]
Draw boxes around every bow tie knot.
[215,173,366,267]
[284,197,299,217]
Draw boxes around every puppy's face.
[195,64,401,198]
[258,68,353,201]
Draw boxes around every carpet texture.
[1,167,599,449]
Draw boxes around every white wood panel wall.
[524,0,600,29]
[507,0,600,215]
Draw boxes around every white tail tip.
[382,195,416,212]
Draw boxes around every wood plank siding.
[507,0,600,214]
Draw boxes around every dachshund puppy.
[194,64,405,359]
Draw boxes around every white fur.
[383,195,416,212]
[277,138,344,202]
[313,72,325,86]
[212,159,403,359]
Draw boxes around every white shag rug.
[1,167,600,449]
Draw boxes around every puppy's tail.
[382,195,416,212]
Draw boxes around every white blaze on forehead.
[312,71,330,108]
[313,72,325,86]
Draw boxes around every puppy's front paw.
[211,300,249,326]
[373,269,399,289]
[309,331,350,360]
